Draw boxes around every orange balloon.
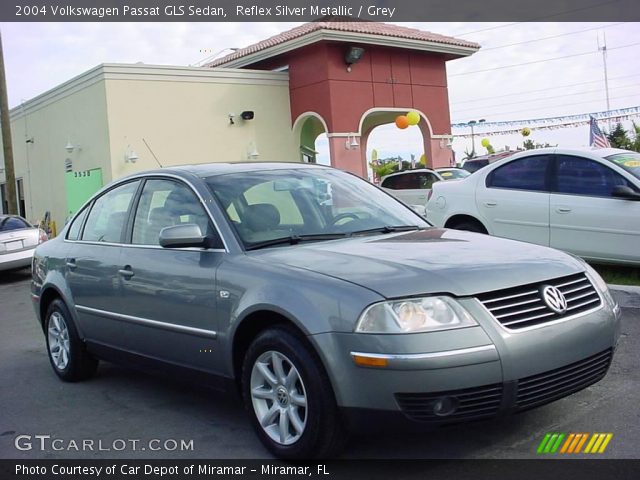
[395,115,409,129]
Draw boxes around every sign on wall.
[64,168,103,216]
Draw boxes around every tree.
[607,123,632,150]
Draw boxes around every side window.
[81,181,139,243]
[132,179,219,246]
[555,155,630,197]
[419,173,440,189]
[488,156,550,191]
[66,207,89,241]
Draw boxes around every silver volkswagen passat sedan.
[31,163,621,459]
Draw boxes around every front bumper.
[311,294,621,424]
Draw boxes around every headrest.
[243,203,280,232]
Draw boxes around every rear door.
[66,180,140,342]
[476,155,552,245]
[117,178,226,374]
[549,155,640,262]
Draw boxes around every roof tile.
[208,20,479,67]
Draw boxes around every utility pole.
[0,30,17,214]
[598,32,611,129]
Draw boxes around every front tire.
[45,299,98,382]
[241,326,345,459]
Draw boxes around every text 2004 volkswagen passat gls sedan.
[32,163,621,458]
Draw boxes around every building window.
[16,178,26,218]
[0,183,7,214]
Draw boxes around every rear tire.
[45,299,98,382]
[451,220,487,234]
[241,326,346,459]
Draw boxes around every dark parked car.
[32,163,620,458]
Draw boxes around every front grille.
[395,383,503,422]
[477,273,601,330]
[516,349,613,411]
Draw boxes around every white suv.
[426,147,640,265]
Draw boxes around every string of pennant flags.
[450,105,640,138]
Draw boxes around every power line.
[451,105,640,128]
[453,0,621,37]
[478,22,626,52]
[452,94,640,122]
[452,83,640,114]
[451,73,640,105]
[449,41,640,77]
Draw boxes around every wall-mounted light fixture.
[65,140,81,153]
[247,142,260,159]
[25,137,34,144]
[439,136,454,149]
[345,134,360,150]
[344,46,365,72]
[229,110,255,125]
[125,147,139,163]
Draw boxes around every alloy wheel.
[250,350,308,445]
[48,311,70,370]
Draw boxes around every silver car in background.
[31,163,621,459]
[1,214,47,272]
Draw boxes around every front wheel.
[241,327,346,459]
[45,299,98,382]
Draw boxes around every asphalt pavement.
[0,269,638,459]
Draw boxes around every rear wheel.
[451,219,487,234]
[241,327,346,459]
[45,299,98,382]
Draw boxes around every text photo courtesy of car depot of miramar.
[1,1,640,478]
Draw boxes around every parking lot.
[1,269,638,460]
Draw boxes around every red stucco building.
[210,20,479,177]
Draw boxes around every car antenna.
[142,138,164,168]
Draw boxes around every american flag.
[589,116,611,148]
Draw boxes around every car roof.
[163,161,331,178]
[381,168,438,180]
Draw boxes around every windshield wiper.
[245,233,349,251]
[349,225,423,237]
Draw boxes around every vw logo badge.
[541,285,568,314]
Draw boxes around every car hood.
[249,228,584,298]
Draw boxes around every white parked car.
[380,169,443,210]
[0,214,48,271]
[426,147,640,265]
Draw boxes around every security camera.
[240,111,254,121]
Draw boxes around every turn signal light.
[351,354,388,368]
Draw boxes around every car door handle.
[66,259,77,270]
[483,201,497,207]
[556,207,572,214]
[118,266,135,279]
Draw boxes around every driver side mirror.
[159,224,208,248]
[612,185,640,201]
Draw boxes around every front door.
[117,178,226,375]
[550,155,640,262]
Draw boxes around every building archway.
[292,112,328,164]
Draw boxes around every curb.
[609,284,640,309]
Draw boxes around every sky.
[2,21,640,165]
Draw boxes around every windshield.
[605,152,640,180]
[438,169,470,180]
[205,167,430,249]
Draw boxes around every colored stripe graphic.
[538,433,613,454]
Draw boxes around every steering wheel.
[330,213,360,226]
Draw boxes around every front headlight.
[355,296,478,334]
